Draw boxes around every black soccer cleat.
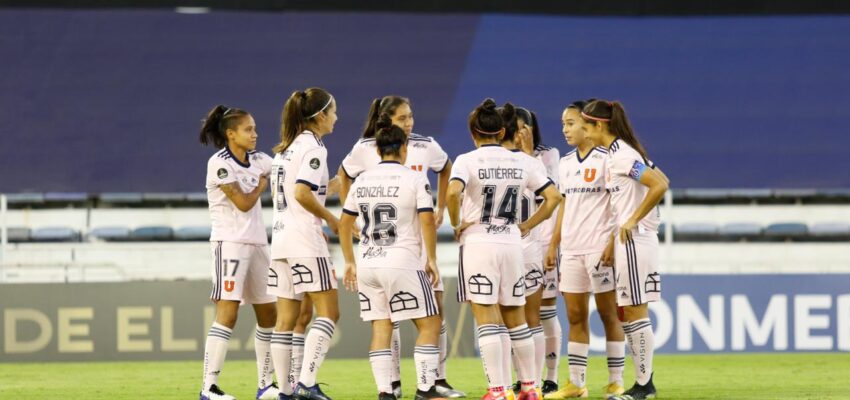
[512,380,522,394]
[612,374,656,400]
[541,380,559,395]
[379,392,398,400]
[392,381,403,398]
[414,385,448,400]
[294,382,332,400]
[434,379,466,398]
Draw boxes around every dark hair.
[273,87,334,153]
[516,107,541,148]
[362,96,410,138]
[566,98,596,112]
[582,100,648,160]
[199,105,250,148]
[375,113,408,157]
[468,98,504,140]
[497,103,518,143]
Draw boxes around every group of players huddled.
[198,89,669,400]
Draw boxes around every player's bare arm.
[519,184,560,237]
[294,182,340,235]
[619,166,669,243]
[219,177,268,212]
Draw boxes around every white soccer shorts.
[268,257,337,299]
[614,231,661,307]
[559,251,615,294]
[210,241,275,304]
[357,268,440,322]
[457,243,526,306]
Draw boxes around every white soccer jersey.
[450,144,553,245]
[511,149,546,261]
[558,147,616,255]
[340,133,449,179]
[270,131,330,259]
[206,148,272,245]
[534,145,561,244]
[606,139,661,232]
[342,161,434,270]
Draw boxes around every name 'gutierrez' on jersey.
[342,161,434,269]
[270,130,330,259]
[450,144,552,245]
[206,147,273,244]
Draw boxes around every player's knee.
[566,305,589,327]
[296,307,313,326]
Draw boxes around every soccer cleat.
[541,381,558,395]
[609,375,655,400]
[479,391,507,400]
[517,389,540,400]
[392,381,403,399]
[505,389,516,400]
[293,382,332,400]
[415,385,449,400]
[542,382,587,399]
[257,383,280,399]
[602,382,625,399]
[200,384,237,400]
[512,381,522,394]
[434,379,466,398]
[279,394,294,400]
[379,392,399,400]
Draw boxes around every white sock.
[369,348,393,394]
[508,324,537,392]
[567,341,589,388]
[531,325,545,387]
[541,305,562,382]
[414,345,440,391]
[299,318,335,387]
[606,341,626,385]
[391,321,402,383]
[437,321,448,381]
[498,325,513,389]
[255,326,274,389]
[624,319,654,385]
[271,331,293,395]
[477,324,505,393]
[202,322,232,391]
[290,332,305,388]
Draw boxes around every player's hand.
[326,176,340,197]
[453,220,474,241]
[343,263,358,292]
[619,219,637,244]
[545,245,558,270]
[434,207,445,227]
[426,260,441,288]
[519,221,531,237]
[601,238,615,265]
[325,215,340,236]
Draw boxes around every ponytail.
[361,95,410,138]
[274,87,333,154]
[374,112,407,157]
[199,104,249,149]
[497,102,518,143]
[582,99,649,160]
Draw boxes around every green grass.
[1,354,849,399]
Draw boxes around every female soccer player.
[498,105,547,395]
[268,88,340,400]
[340,114,445,400]
[516,107,563,395]
[580,100,669,400]
[543,100,626,400]
[447,98,561,400]
[337,96,462,398]
[199,105,279,400]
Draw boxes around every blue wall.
[1,10,848,191]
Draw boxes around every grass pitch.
[1,354,848,399]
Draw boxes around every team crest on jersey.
[217,168,228,179]
[309,158,321,169]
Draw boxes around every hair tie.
[607,101,613,107]
[474,127,501,136]
[581,111,611,122]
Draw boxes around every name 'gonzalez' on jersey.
[270,131,330,260]
[449,144,553,245]
[341,161,435,269]
[206,147,273,244]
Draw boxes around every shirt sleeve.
[526,158,553,196]
[340,142,367,179]
[206,156,237,188]
[414,174,435,212]
[295,147,327,190]
[610,150,648,181]
[342,184,358,216]
[427,139,450,173]
[448,154,469,189]
[258,152,273,176]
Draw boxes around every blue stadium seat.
[44,192,89,203]
[185,192,208,202]
[720,223,763,241]
[809,223,850,241]
[763,222,808,241]
[141,193,186,202]
[6,226,31,242]
[673,223,720,241]
[31,227,80,242]
[131,226,174,241]
[89,226,132,241]
[99,192,144,204]
[6,193,45,206]
[174,226,211,241]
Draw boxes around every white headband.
[307,96,334,119]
